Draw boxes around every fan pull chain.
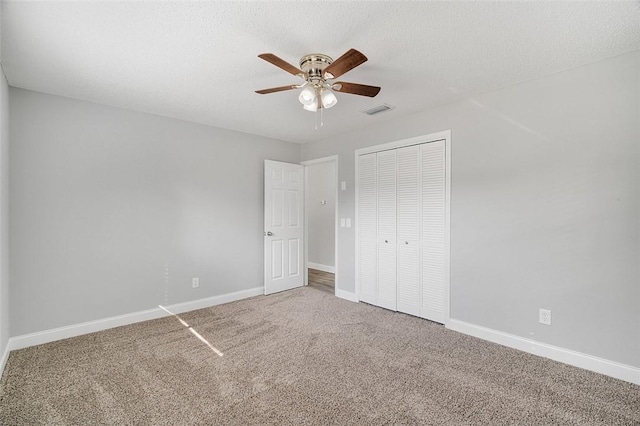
[313,108,325,131]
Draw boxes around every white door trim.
[355,130,451,325]
[302,155,339,296]
[355,130,452,156]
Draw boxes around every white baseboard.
[7,286,263,352]
[335,289,358,303]
[0,342,10,378]
[447,319,640,386]
[308,262,335,274]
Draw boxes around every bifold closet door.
[358,153,377,305]
[396,145,421,317]
[421,140,446,323]
[376,150,397,311]
[358,139,446,322]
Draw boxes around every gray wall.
[10,88,300,336]
[0,68,9,356]
[306,161,335,268]
[301,51,640,368]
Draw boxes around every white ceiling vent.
[362,104,394,116]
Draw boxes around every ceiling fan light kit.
[321,89,338,109]
[298,84,316,106]
[303,102,318,112]
[256,48,381,114]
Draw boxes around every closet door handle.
[385,240,388,243]
[405,241,408,244]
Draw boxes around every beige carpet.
[1,287,638,425]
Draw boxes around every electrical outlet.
[192,277,200,288]
[539,308,551,325]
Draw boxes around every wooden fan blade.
[333,82,381,97]
[258,53,304,77]
[255,85,299,94]
[323,49,367,79]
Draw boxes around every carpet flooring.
[1,287,638,425]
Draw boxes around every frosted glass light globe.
[321,89,338,109]
[298,86,316,106]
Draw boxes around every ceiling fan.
[255,48,381,112]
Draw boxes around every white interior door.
[421,141,446,322]
[358,153,378,305]
[376,149,397,311]
[355,131,450,325]
[396,145,421,317]
[264,160,304,295]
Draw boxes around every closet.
[357,138,447,324]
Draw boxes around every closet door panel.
[376,150,397,310]
[358,153,377,304]
[377,150,397,240]
[397,145,420,241]
[421,140,446,323]
[377,240,397,311]
[359,241,377,304]
[396,145,421,315]
[397,242,420,316]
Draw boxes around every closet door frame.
[354,130,451,325]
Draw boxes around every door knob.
[385,240,388,243]
[405,241,409,244]
[265,231,273,236]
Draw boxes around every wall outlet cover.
[539,308,551,325]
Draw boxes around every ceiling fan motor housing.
[299,54,333,82]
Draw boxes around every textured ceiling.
[2,1,639,144]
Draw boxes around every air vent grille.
[362,104,394,116]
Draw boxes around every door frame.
[354,130,451,325]
[301,155,339,296]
